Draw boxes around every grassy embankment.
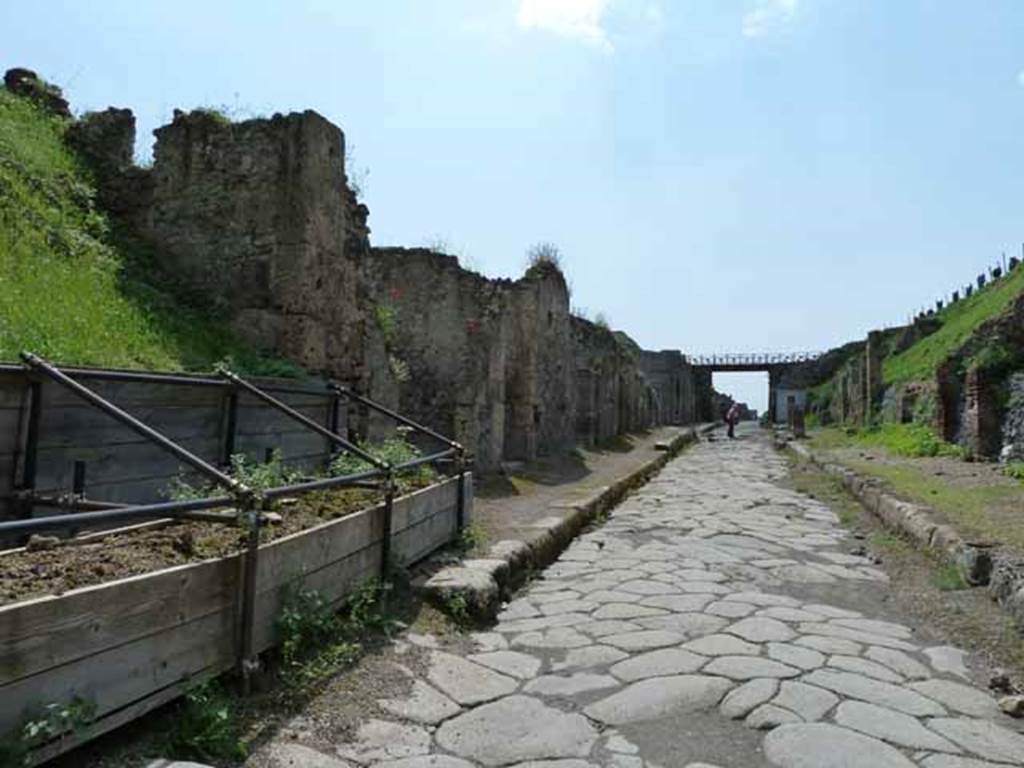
[809,426,1024,552]
[883,263,1024,386]
[0,86,294,374]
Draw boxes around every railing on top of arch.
[688,352,824,367]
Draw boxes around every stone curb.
[783,438,1024,631]
[418,425,715,619]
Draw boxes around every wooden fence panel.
[0,369,342,523]
[0,475,469,764]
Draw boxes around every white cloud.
[516,0,614,52]
[741,0,798,38]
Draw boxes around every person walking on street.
[726,402,740,439]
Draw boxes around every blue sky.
[7,1,1024,411]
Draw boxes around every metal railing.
[689,352,823,367]
[1,352,468,687]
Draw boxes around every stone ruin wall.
[69,104,711,469]
[796,289,1024,460]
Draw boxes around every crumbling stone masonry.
[639,350,696,426]
[65,99,710,469]
[130,109,371,383]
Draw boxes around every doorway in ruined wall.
[712,371,769,422]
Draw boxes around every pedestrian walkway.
[473,426,700,546]
[253,423,1024,768]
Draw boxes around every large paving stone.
[826,655,903,683]
[798,622,917,651]
[682,633,761,656]
[705,600,757,618]
[609,648,708,681]
[435,695,598,766]
[619,579,681,595]
[864,646,930,680]
[834,701,960,752]
[640,594,716,612]
[719,678,779,718]
[376,757,475,768]
[636,613,728,636]
[762,723,918,768]
[336,720,431,764]
[756,607,827,623]
[723,591,800,607]
[603,629,684,651]
[592,603,667,620]
[726,617,795,643]
[703,655,800,680]
[769,681,837,722]
[427,651,518,705]
[468,650,543,680]
[831,618,913,640]
[923,646,971,679]
[523,673,620,696]
[583,675,734,725]
[920,755,1018,768]
[794,635,862,656]
[513,628,593,649]
[553,644,628,670]
[766,642,824,671]
[378,680,461,724]
[909,679,1001,719]
[802,670,946,716]
[577,619,644,638]
[746,703,803,729]
[925,717,1024,764]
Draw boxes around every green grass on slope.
[883,264,1024,385]
[0,88,298,375]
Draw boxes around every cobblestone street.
[273,425,1024,768]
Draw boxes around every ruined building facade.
[76,107,709,469]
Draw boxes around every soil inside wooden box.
[0,476,442,607]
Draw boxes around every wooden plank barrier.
[0,474,471,764]
[0,369,338,527]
